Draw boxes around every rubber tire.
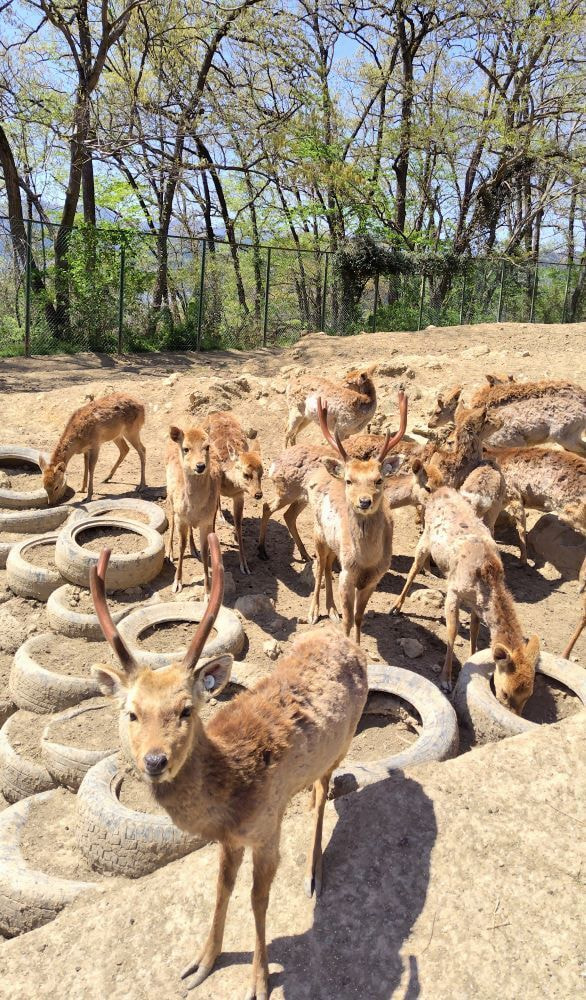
[0,445,57,510]
[55,517,165,591]
[332,663,459,796]
[75,755,204,878]
[41,702,119,791]
[0,711,58,802]
[68,498,168,535]
[453,649,586,745]
[0,791,96,936]
[6,533,65,601]
[9,633,102,714]
[47,583,134,640]
[117,600,246,669]
[0,504,72,535]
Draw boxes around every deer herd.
[36,363,585,998]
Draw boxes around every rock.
[245,427,258,440]
[0,471,11,488]
[377,362,408,377]
[235,594,274,619]
[123,587,143,598]
[273,384,286,394]
[263,639,282,660]
[519,350,530,358]
[0,608,28,653]
[411,588,444,610]
[223,571,236,599]
[163,373,180,386]
[398,637,425,659]
[462,344,490,359]
[188,391,210,411]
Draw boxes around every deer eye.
[128,711,138,722]
[376,478,383,486]
[183,447,190,454]
[244,472,252,480]
[345,479,352,485]
[180,706,192,720]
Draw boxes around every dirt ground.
[0,321,585,995]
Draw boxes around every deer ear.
[364,363,377,377]
[493,643,515,672]
[91,664,130,698]
[525,635,540,664]
[192,654,233,699]
[321,456,345,480]
[170,425,183,444]
[227,444,238,462]
[381,455,404,478]
[56,462,66,473]
[39,455,48,471]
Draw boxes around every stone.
[398,637,425,659]
[519,350,530,358]
[377,362,408,378]
[188,391,210,411]
[462,344,490,359]
[263,639,282,660]
[245,427,258,440]
[163,373,180,386]
[0,608,28,653]
[0,471,11,488]
[411,588,444,610]
[235,594,274,619]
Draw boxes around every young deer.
[203,411,263,575]
[40,392,146,503]
[305,393,408,643]
[563,556,586,659]
[166,425,220,594]
[430,379,586,455]
[392,486,540,710]
[284,364,377,446]
[90,537,368,1000]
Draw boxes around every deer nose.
[254,491,263,500]
[144,752,168,776]
[359,497,372,510]
[195,463,206,474]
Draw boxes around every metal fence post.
[372,273,379,333]
[262,247,271,347]
[321,253,329,331]
[24,217,32,357]
[562,264,572,323]
[117,245,125,354]
[417,274,426,330]
[459,273,467,325]
[196,239,206,351]
[496,262,506,321]
[529,265,538,323]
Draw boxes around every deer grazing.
[40,392,147,503]
[165,424,220,594]
[391,486,540,711]
[203,411,263,575]
[305,392,408,643]
[284,364,378,446]
[429,378,586,455]
[90,536,368,1000]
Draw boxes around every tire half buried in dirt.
[331,663,459,796]
[55,517,165,590]
[47,583,138,640]
[117,600,245,669]
[68,497,168,535]
[0,445,60,511]
[9,633,104,714]
[6,533,65,601]
[0,710,58,802]
[75,755,204,878]
[453,649,586,745]
[41,699,120,791]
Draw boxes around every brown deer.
[563,557,586,659]
[40,392,146,503]
[391,486,540,711]
[305,393,408,643]
[430,379,586,455]
[284,364,377,446]
[203,411,263,575]
[90,537,368,1000]
[165,425,220,594]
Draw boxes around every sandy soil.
[7,710,48,762]
[0,462,42,492]
[77,526,147,555]
[19,788,105,882]
[22,539,57,571]
[139,620,218,653]
[48,698,118,751]
[30,634,110,677]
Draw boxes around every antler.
[317,397,347,462]
[182,533,224,672]
[90,549,139,675]
[378,391,408,462]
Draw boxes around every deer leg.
[166,506,175,561]
[308,539,326,624]
[125,423,147,490]
[258,497,281,560]
[84,447,99,502]
[469,610,480,654]
[507,492,528,564]
[390,536,430,614]
[189,528,197,558]
[102,437,129,483]
[304,771,332,898]
[563,607,586,659]
[200,526,211,597]
[181,842,244,988]
[324,549,340,622]
[81,452,89,493]
[233,492,250,575]
[440,589,460,693]
[172,522,188,593]
[246,840,280,1000]
[338,569,355,638]
[283,499,311,562]
[284,413,308,447]
[354,579,378,645]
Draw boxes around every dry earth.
[0,321,585,997]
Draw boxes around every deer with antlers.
[304,392,408,642]
[90,536,368,1000]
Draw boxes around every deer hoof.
[257,544,269,561]
[439,679,453,694]
[243,979,268,1000]
[180,961,213,988]
[328,608,340,623]
[240,562,252,576]
[172,579,183,594]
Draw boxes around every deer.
[89,536,368,1000]
[483,446,586,563]
[426,374,516,430]
[165,424,220,595]
[429,378,586,455]
[391,485,540,711]
[304,392,408,643]
[563,556,586,659]
[203,411,263,575]
[39,392,146,503]
[284,364,378,447]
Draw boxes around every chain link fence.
[0,217,584,357]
